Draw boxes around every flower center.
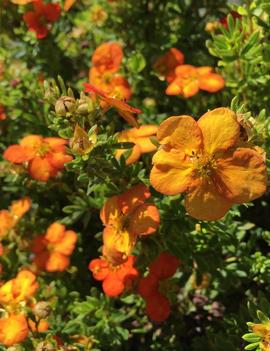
[37,143,51,157]
[191,152,217,178]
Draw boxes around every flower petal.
[28,157,57,182]
[215,148,267,203]
[53,230,77,255]
[150,149,198,195]
[156,115,202,152]
[199,73,225,93]
[185,179,232,221]
[3,145,35,163]
[128,203,160,236]
[198,107,240,154]
[46,252,70,272]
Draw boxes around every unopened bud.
[7,346,23,351]
[35,342,55,351]
[55,96,76,116]
[33,301,51,319]
[143,97,156,108]
[77,97,94,115]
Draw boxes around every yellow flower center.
[37,143,51,157]
[192,152,217,178]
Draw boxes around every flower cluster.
[89,184,160,296]
[154,48,224,98]
[4,135,73,182]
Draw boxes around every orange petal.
[88,258,109,281]
[198,108,240,154]
[196,66,213,76]
[46,152,73,170]
[118,184,151,215]
[31,235,47,254]
[185,179,232,221]
[13,270,38,302]
[92,42,123,74]
[0,280,14,305]
[29,319,49,333]
[45,222,66,243]
[150,149,198,195]
[3,145,35,163]
[53,230,77,255]
[102,277,125,297]
[199,73,225,93]
[45,252,70,272]
[102,226,135,265]
[182,79,199,98]
[128,203,160,236]
[64,0,76,11]
[127,125,158,138]
[145,293,171,322]
[215,148,267,203]
[20,135,43,150]
[28,157,56,182]
[175,64,197,76]
[0,210,15,237]
[100,195,121,226]
[115,144,141,165]
[10,197,31,219]
[149,252,180,279]
[156,115,202,152]
[0,314,29,346]
[165,80,183,95]
[44,137,67,152]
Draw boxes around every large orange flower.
[153,48,185,82]
[100,184,160,265]
[89,255,138,297]
[84,83,141,127]
[150,108,267,221]
[4,135,73,182]
[91,42,123,74]
[0,270,38,305]
[32,222,77,272]
[0,314,29,346]
[0,197,31,238]
[166,65,225,98]
[116,125,158,165]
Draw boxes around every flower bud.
[77,97,94,115]
[33,301,51,319]
[55,96,76,116]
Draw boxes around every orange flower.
[92,42,123,74]
[153,48,185,82]
[138,252,180,322]
[89,255,138,297]
[100,184,160,265]
[116,125,158,165]
[89,67,132,101]
[84,83,141,127]
[32,222,77,272]
[166,65,225,98]
[0,314,29,346]
[0,270,38,305]
[3,135,73,182]
[0,197,31,238]
[150,108,267,221]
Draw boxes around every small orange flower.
[29,319,49,332]
[84,83,141,127]
[138,252,180,322]
[32,222,77,272]
[0,314,29,346]
[89,255,138,297]
[0,197,31,238]
[4,135,73,182]
[0,270,39,305]
[92,42,123,74]
[150,108,267,220]
[100,184,160,265]
[89,67,132,101]
[166,65,225,98]
[153,48,185,82]
[116,125,158,165]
